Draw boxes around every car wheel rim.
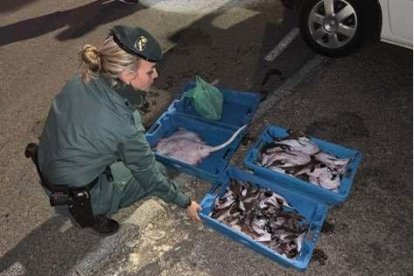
[308,0,358,49]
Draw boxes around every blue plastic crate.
[145,111,247,182]
[200,167,328,271]
[244,125,363,205]
[168,81,261,128]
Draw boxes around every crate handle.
[147,122,161,135]
[306,224,321,243]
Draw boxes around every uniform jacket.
[38,74,189,214]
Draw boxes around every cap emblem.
[135,35,148,52]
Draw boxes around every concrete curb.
[66,199,167,276]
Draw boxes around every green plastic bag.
[183,76,223,120]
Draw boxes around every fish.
[211,179,308,259]
[314,152,350,174]
[155,128,204,155]
[308,166,341,190]
[258,134,350,192]
[261,150,311,168]
[155,125,246,165]
[275,136,319,155]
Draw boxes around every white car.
[283,0,413,57]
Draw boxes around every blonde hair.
[79,36,140,83]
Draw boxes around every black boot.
[91,215,119,235]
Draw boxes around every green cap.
[110,25,163,62]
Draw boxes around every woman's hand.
[186,200,202,223]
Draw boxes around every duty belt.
[25,143,99,228]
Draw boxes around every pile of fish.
[211,179,309,259]
[258,135,350,191]
[155,125,246,166]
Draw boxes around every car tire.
[298,0,380,57]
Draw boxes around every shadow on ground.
[1,3,324,275]
[148,2,313,127]
[160,4,302,92]
[0,0,39,14]
[0,0,144,46]
[0,215,102,275]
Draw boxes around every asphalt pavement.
[0,1,412,275]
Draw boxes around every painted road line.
[264,27,300,62]
[253,54,327,121]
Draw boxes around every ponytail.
[79,44,101,82]
[79,36,140,84]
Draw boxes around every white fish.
[252,220,267,235]
[158,128,203,144]
[262,150,311,167]
[275,137,319,155]
[255,232,272,242]
[308,167,341,190]
[155,125,246,165]
[216,209,231,222]
[215,190,236,210]
[314,152,350,174]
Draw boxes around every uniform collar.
[100,73,146,110]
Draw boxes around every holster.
[25,143,97,228]
[67,187,95,228]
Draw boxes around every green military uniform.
[38,26,190,216]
